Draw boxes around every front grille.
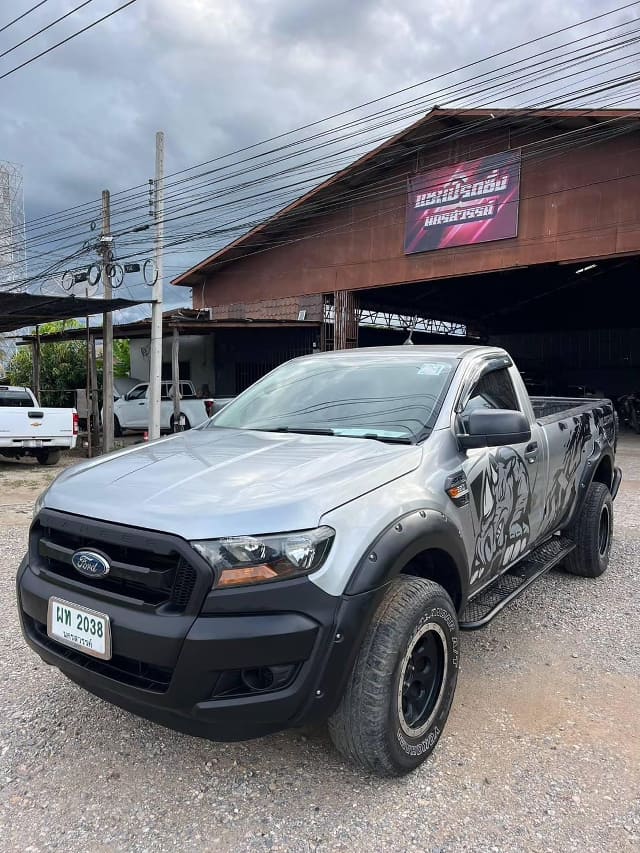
[28,617,172,692]
[34,516,199,612]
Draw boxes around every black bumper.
[17,553,382,741]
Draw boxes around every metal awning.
[0,292,150,333]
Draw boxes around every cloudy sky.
[0,0,632,315]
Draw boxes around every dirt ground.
[1,436,639,852]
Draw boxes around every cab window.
[462,368,520,424]
[127,384,148,401]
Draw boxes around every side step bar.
[460,535,576,630]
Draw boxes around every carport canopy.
[354,255,639,334]
[0,292,150,333]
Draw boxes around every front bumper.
[17,553,381,741]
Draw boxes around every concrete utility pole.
[148,131,165,440]
[100,190,114,453]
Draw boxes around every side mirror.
[458,409,531,450]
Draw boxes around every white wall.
[128,334,215,393]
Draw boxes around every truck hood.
[43,428,422,539]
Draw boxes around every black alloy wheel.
[398,624,447,736]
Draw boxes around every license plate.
[22,439,42,447]
[47,598,112,660]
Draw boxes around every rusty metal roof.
[0,292,150,333]
[171,107,640,288]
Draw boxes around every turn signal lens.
[446,484,467,500]
[218,565,279,588]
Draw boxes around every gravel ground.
[1,439,639,852]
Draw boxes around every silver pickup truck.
[17,346,621,775]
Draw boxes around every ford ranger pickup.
[16,346,621,775]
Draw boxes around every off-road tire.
[564,481,613,578]
[35,450,61,466]
[170,414,191,432]
[328,576,459,776]
[113,416,122,437]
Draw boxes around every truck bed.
[530,396,611,422]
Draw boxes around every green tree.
[6,320,87,406]
[113,338,130,378]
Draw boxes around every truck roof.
[304,344,506,361]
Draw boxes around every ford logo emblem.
[71,550,111,578]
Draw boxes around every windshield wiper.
[256,426,335,436]
[343,433,414,444]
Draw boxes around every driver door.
[459,364,544,588]
[119,383,149,428]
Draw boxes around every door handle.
[138,402,145,405]
[525,441,538,463]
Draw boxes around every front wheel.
[564,481,613,577]
[328,576,459,776]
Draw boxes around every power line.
[6,0,638,240]
[4,4,640,288]
[0,0,98,62]
[0,0,139,82]
[0,0,50,35]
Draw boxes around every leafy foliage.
[113,339,131,378]
[5,322,132,405]
[6,321,87,406]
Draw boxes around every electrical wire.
[0,0,139,82]
[4,4,640,290]
[0,0,98,62]
[6,0,638,240]
[0,0,50,35]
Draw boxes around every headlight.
[192,526,335,589]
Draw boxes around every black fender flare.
[344,508,470,612]
[562,444,618,531]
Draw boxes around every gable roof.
[171,107,640,288]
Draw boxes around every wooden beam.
[172,326,181,431]
[32,325,41,402]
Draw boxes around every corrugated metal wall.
[492,328,640,396]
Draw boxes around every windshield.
[210,353,457,442]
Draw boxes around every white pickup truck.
[112,380,215,435]
[0,386,78,465]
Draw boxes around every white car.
[112,380,214,434]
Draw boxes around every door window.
[462,368,520,423]
[127,385,148,401]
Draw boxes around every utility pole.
[100,190,114,453]
[148,131,165,440]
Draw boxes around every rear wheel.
[35,450,61,466]
[564,481,613,578]
[328,576,459,776]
